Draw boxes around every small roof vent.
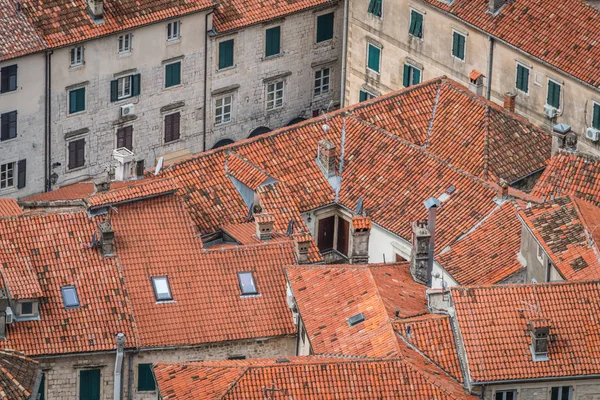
[347,312,366,327]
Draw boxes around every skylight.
[152,276,173,302]
[347,312,366,327]
[61,286,80,308]
[238,272,258,296]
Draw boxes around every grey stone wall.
[483,379,600,400]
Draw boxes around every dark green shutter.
[219,40,234,69]
[516,65,529,93]
[38,373,45,400]
[110,80,118,102]
[359,91,368,102]
[79,369,100,400]
[132,74,141,96]
[368,0,382,17]
[593,103,600,129]
[413,67,421,85]
[69,90,77,114]
[137,364,156,391]
[547,81,560,108]
[368,45,380,72]
[265,27,280,57]
[403,65,410,87]
[165,62,181,88]
[409,11,422,37]
[453,32,465,59]
[316,13,334,43]
[0,112,9,141]
[17,159,26,189]
[70,88,85,113]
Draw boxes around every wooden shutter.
[265,27,280,57]
[110,80,118,102]
[79,369,100,400]
[0,67,7,93]
[77,139,85,168]
[368,45,379,72]
[132,74,141,96]
[0,112,8,141]
[137,364,156,391]
[69,139,85,169]
[593,104,600,129]
[413,68,421,85]
[522,67,529,92]
[316,13,334,42]
[403,65,410,87]
[219,40,234,69]
[166,62,181,87]
[77,88,85,112]
[359,91,367,102]
[117,126,133,150]
[68,141,77,169]
[164,114,173,142]
[17,159,26,189]
[172,112,180,140]
[452,32,459,58]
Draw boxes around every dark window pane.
[219,40,234,69]
[61,286,80,308]
[265,26,281,57]
[137,364,156,391]
[21,302,33,315]
[80,369,100,400]
[316,13,334,42]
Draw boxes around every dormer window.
[347,312,365,327]
[61,286,80,309]
[238,272,258,296]
[152,276,173,302]
[20,301,33,316]
[16,300,39,320]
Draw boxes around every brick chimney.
[489,0,506,13]
[255,213,274,240]
[468,70,485,97]
[292,233,311,264]
[87,0,104,19]
[98,220,115,256]
[498,179,509,200]
[350,216,371,264]
[504,92,516,112]
[410,220,431,285]
[317,140,336,178]
[528,319,550,357]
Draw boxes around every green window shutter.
[409,11,423,38]
[412,67,421,85]
[69,90,77,114]
[316,13,334,43]
[69,88,85,114]
[367,45,380,73]
[403,64,410,87]
[453,32,465,60]
[593,103,600,129]
[359,90,368,102]
[110,80,118,102]
[368,0,382,17]
[132,74,141,96]
[77,88,85,112]
[265,27,281,57]
[80,369,100,400]
[547,81,560,108]
[138,364,156,391]
[517,65,529,93]
[38,373,45,400]
[166,62,181,88]
[516,65,523,91]
[219,40,234,69]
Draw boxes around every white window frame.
[70,46,84,67]
[238,271,258,296]
[366,43,382,74]
[167,21,180,41]
[551,386,572,400]
[0,162,15,190]
[19,301,35,317]
[266,80,284,111]
[118,33,132,54]
[215,95,233,126]
[536,242,545,264]
[117,75,132,100]
[546,78,562,110]
[515,62,531,95]
[405,64,422,86]
[451,30,467,62]
[152,276,173,302]
[314,67,331,96]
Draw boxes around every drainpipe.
[203,10,215,152]
[424,197,440,287]
[340,0,349,107]
[126,352,135,400]
[114,333,126,400]
[486,37,494,100]
[44,50,53,192]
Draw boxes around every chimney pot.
[292,233,311,264]
[489,0,507,13]
[410,220,431,285]
[255,213,274,241]
[528,319,550,356]
[98,220,115,256]
[317,140,337,178]
[498,179,509,199]
[503,92,516,112]
[94,175,111,193]
[350,216,371,264]
[87,0,104,19]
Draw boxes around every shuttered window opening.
[164,112,181,143]
[314,67,330,96]
[367,43,381,73]
[408,10,423,38]
[0,111,17,141]
[68,138,85,170]
[452,31,466,60]
[316,13,334,43]
[359,90,375,102]
[17,159,26,189]
[0,64,17,93]
[69,88,86,114]
[516,64,529,94]
[218,39,234,69]
[165,62,181,88]
[79,369,101,400]
[403,64,421,88]
[111,74,140,101]
[368,0,382,17]
[593,103,600,130]
[265,26,281,57]
[137,364,156,391]
[116,126,133,150]
[547,80,561,109]
[0,162,15,189]
[215,96,232,125]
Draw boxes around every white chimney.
[424,197,440,287]
[87,0,104,19]
[113,148,135,181]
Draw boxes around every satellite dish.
[155,157,164,176]
[322,124,330,133]
[286,220,294,236]
[355,197,363,215]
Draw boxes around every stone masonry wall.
[484,379,600,400]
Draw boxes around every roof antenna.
[355,197,364,215]
[285,220,294,236]
[155,156,164,176]
[89,231,98,248]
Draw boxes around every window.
[61,286,80,308]
[495,390,516,400]
[228,355,247,360]
[0,162,15,189]
[265,26,281,57]
[367,43,381,73]
[69,87,86,114]
[20,301,33,316]
[110,74,140,101]
[38,373,45,400]
[0,111,17,141]
[368,0,382,17]
[68,138,85,170]
[359,90,375,102]
[167,21,180,41]
[79,369,100,400]
[536,242,544,264]
[164,112,180,143]
[70,46,84,67]
[547,79,561,109]
[118,33,132,54]
[137,364,156,392]
[409,10,423,38]
[516,63,530,94]
[165,61,181,88]
[403,64,421,87]
[316,12,334,43]
[551,386,572,400]
[314,67,330,96]
[215,95,232,125]
[238,272,258,295]
[266,81,284,110]
[593,102,600,130]
[452,31,466,60]
[0,64,17,93]
[116,126,133,150]
[347,312,365,327]
[218,39,234,69]
[152,276,172,301]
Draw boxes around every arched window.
[212,138,235,149]
[286,117,306,126]
[248,126,272,138]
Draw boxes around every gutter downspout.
[44,50,53,192]
[114,333,126,400]
[340,0,349,108]
[126,352,135,400]
[486,37,494,100]
[203,11,215,152]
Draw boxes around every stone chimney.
[317,140,336,178]
[113,148,135,181]
[553,123,577,152]
[528,319,550,357]
[468,70,485,97]
[489,0,507,13]
[410,220,431,285]
[350,215,371,264]
[0,288,8,338]
[292,233,311,264]
[424,197,440,286]
[504,92,516,112]
[498,179,509,200]
[87,0,104,19]
[255,213,274,241]
[98,220,115,256]
[94,175,110,193]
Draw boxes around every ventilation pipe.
[114,333,126,400]
[424,197,440,287]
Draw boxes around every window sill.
[451,56,466,63]
[214,120,233,127]
[164,138,182,145]
[314,39,334,48]
[164,84,183,91]
[217,65,236,72]
[366,68,380,75]
[262,52,284,61]
[313,91,331,99]
[0,89,18,96]
[0,186,18,195]
[408,34,423,41]
[266,106,284,114]
[0,136,18,143]
[114,96,138,105]
[155,300,176,304]
[67,110,87,118]
[70,63,85,70]
[118,51,132,58]
[67,166,87,173]
[166,38,181,44]
[240,293,261,298]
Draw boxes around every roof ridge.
[569,196,600,263]
[482,104,490,181]
[452,279,600,292]
[218,366,251,399]
[422,81,443,148]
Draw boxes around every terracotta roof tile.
[86,178,178,208]
[226,152,275,191]
[351,215,371,231]
[0,351,39,400]
[23,180,134,203]
[0,199,22,218]
[0,0,46,61]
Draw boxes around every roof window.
[238,272,258,296]
[152,276,173,302]
[347,312,366,327]
[61,286,80,308]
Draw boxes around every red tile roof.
[0,0,45,61]
[351,215,371,231]
[226,152,275,191]
[0,351,40,400]
[420,0,600,88]
[154,356,475,399]
[532,152,600,207]
[437,201,524,285]
[519,196,600,280]
[23,180,133,203]
[86,178,178,208]
[0,199,22,218]
[452,280,600,382]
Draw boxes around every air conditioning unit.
[120,104,135,117]
[5,307,14,324]
[543,104,557,119]
[586,127,600,142]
